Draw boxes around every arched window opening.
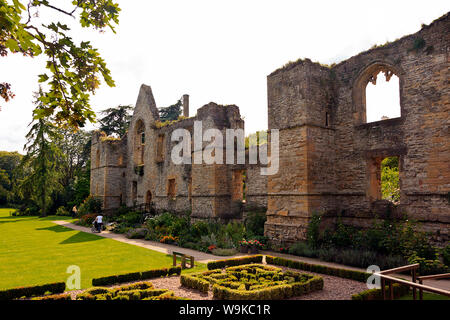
[365,68,400,123]
[134,120,145,165]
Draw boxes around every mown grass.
[398,292,450,300]
[0,208,206,290]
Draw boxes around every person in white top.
[94,214,103,233]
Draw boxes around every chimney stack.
[182,94,189,117]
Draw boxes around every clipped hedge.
[212,275,323,300]
[207,255,263,270]
[92,266,181,286]
[180,274,210,293]
[32,293,72,301]
[265,255,371,282]
[0,282,66,300]
[352,283,410,300]
[182,263,324,300]
[75,280,187,301]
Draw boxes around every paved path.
[52,220,248,263]
[52,220,450,292]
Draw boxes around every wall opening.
[156,134,165,163]
[168,178,176,199]
[366,71,400,123]
[134,120,145,165]
[231,170,245,202]
[132,181,137,204]
[96,149,100,168]
[146,190,152,204]
[353,63,402,124]
[367,156,400,204]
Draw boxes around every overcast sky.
[0,0,449,153]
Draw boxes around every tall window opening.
[168,179,176,199]
[156,134,165,163]
[365,68,400,123]
[367,156,400,204]
[134,120,145,165]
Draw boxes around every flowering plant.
[160,235,179,244]
[239,239,249,247]
[248,239,264,249]
[279,247,289,253]
[208,245,217,252]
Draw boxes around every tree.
[0,0,120,128]
[159,99,182,122]
[17,115,64,216]
[0,150,22,179]
[98,104,132,137]
[0,169,11,204]
[381,156,400,204]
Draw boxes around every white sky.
[0,0,449,153]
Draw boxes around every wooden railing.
[377,264,450,300]
[417,273,450,300]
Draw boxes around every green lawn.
[0,208,205,290]
[398,292,450,300]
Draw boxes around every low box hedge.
[183,263,324,300]
[207,255,263,270]
[265,255,371,282]
[74,280,185,301]
[212,275,323,300]
[32,293,72,301]
[0,282,66,300]
[352,283,410,300]
[92,266,181,286]
[180,274,210,293]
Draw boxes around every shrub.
[55,206,70,216]
[352,284,410,300]
[125,228,147,239]
[76,282,177,301]
[265,255,371,282]
[244,211,266,238]
[78,213,97,226]
[207,255,263,270]
[442,244,450,267]
[306,212,322,248]
[78,195,102,216]
[32,293,72,300]
[114,281,153,292]
[92,266,181,286]
[407,253,449,276]
[180,275,210,293]
[211,248,237,256]
[288,241,317,258]
[0,282,66,300]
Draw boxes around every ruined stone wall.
[266,13,449,244]
[90,131,127,209]
[91,84,256,221]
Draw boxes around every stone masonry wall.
[266,13,449,244]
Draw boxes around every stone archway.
[352,62,403,124]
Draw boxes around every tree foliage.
[158,99,182,122]
[17,116,63,216]
[98,104,132,137]
[381,156,400,204]
[0,0,120,128]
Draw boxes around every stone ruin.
[91,12,449,244]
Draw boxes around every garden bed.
[181,264,324,300]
